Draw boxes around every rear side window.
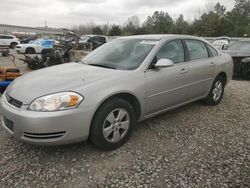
[156,40,185,64]
[185,40,209,61]
[206,44,218,57]
[5,36,13,39]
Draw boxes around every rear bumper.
[0,95,94,146]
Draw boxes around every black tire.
[2,52,8,57]
[90,98,136,151]
[203,76,225,106]
[25,48,35,54]
[10,42,17,49]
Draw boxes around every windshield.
[81,39,158,70]
[227,41,250,51]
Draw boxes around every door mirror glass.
[155,58,174,68]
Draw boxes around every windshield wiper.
[88,64,117,69]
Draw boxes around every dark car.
[223,40,250,79]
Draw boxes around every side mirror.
[154,58,174,68]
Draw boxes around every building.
[0,24,66,38]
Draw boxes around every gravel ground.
[0,54,250,187]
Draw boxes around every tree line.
[71,0,250,37]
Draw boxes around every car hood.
[223,50,250,57]
[6,63,128,104]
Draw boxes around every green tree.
[223,0,250,36]
[92,26,103,35]
[172,14,190,34]
[189,3,227,37]
[109,25,122,36]
[143,11,174,34]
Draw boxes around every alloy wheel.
[103,108,130,143]
[212,81,223,101]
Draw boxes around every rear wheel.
[90,98,136,151]
[203,76,225,106]
[10,42,17,49]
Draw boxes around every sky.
[0,0,235,28]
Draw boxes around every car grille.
[23,131,66,139]
[5,93,23,109]
[3,117,14,132]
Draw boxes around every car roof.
[120,34,203,41]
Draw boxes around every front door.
[145,40,190,116]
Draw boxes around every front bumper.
[0,95,94,146]
[15,47,25,54]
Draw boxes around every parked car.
[0,35,20,49]
[223,40,250,79]
[76,35,108,50]
[212,37,231,50]
[0,35,233,150]
[15,39,56,54]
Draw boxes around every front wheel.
[25,48,35,54]
[203,76,225,106]
[90,98,136,151]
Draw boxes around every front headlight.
[28,92,83,112]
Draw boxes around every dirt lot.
[0,53,249,188]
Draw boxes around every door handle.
[180,68,188,74]
[210,62,216,66]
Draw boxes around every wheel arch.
[25,47,35,53]
[10,42,18,48]
[92,92,142,122]
[217,72,227,84]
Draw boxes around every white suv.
[0,35,20,48]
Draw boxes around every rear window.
[185,40,209,61]
[227,41,250,51]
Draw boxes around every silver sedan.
[0,35,233,150]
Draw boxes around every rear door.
[184,39,216,99]
[0,35,5,46]
[5,36,13,46]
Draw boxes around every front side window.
[185,40,209,61]
[82,39,158,70]
[156,40,185,64]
